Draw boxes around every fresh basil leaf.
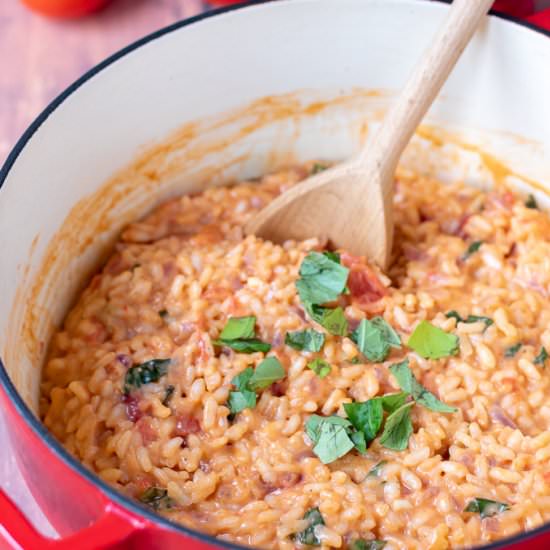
[525,194,538,209]
[296,252,349,305]
[351,317,401,362]
[305,303,348,336]
[231,367,254,392]
[379,402,414,451]
[350,430,367,454]
[219,316,256,340]
[305,414,351,443]
[350,540,386,550]
[285,329,325,352]
[534,347,548,366]
[311,163,329,175]
[504,343,522,358]
[162,385,175,406]
[124,359,170,394]
[407,320,459,359]
[228,390,257,415]
[465,315,493,329]
[445,310,464,324]
[344,400,383,443]
[229,360,285,413]
[366,460,388,479]
[293,507,325,545]
[214,338,271,354]
[462,240,483,260]
[323,251,341,264]
[215,316,271,353]
[139,487,175,511]
[313,420,355,464]
[307,358,331,378]
[377,392,410,414]
[464,498,509,518]
[389,360,456,413]
[446,311,493,329]
[248,357,285,391]
[305,415,354,464]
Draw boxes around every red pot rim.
[0,1,549,548]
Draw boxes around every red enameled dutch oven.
[1,1,550,549]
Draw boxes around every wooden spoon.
[245,0,493,268]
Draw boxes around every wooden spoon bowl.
[246,0,494,268]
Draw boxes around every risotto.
[41,163,550,550]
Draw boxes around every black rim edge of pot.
[0,1,548,548]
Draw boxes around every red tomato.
[22,0,111,18]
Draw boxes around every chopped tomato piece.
[341,252,387,303]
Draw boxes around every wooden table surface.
[0,0,208,164]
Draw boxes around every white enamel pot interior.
[1,0,550,548]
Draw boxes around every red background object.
[21,0,112,18]
[492,0,534,18]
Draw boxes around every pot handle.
[0,488,143,549]
[525,9,550,32]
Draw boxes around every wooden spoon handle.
[360,0,494,179]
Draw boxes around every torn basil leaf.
[446,311,493,329]
[124,359,170,394]
[219,316,256,340]
[232,367,254,391]
[307,358,331,378]
[293,507,325,545]
[214,316,271,354]
[378,392,409,414]
[351,317,401,362]
[350,430,367,454]
[504,343,522,358]
[305,415,354,464]
[445,310,463,324]
[407,320,459,360]
[305,303,348,336]
[139,487,175,511]
[216,339,271,353]
[462,240,483,260]
[534,347,548,366]
[247,357,285,391]
[313,420,355,464]
[296,251,349,305]
[389,360,456,413]
[464,498,509,518]
[285,329,325,352]
[350,540,387,550]
[227,389,257,415]
[366,460,388,479]
[465,315,493,329]
[525,194,538,209]
[344,400,383,443]
[228,359,285,414]
[379,402,414,451]
[323,251,341,264]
